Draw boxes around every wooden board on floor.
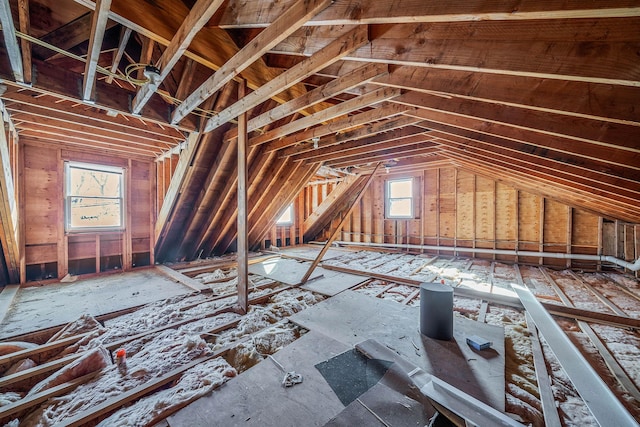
[277,245,348,261]
[248,258,323,285]
[325,381,432,426]
[290,290,505,411]
[0,284,20,325]
[300,267,367,297]
[0,269,194,340]
[166,330,348,427]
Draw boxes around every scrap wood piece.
[524,313,562,427]
[512,284,637,427]
[0,284,20,325]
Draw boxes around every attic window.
[386,178,414,219]
[65,162,124,232]
[276,203,294,226]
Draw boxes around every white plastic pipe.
[331,241,640,271]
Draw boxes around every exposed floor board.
[325,381,432,426]
[167,330,349,427]
[0,285,20,325]
[0,268,194,340]
[277,245,348,261]
[248,257,323,285]
[300,268,367,296]
[290,290,505,411]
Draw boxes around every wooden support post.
[236,79,249,313]
[300,163,381,284]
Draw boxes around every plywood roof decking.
[0,0,638,264]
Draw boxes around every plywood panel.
[438,168,456,244]
[495,183,517,242]
[572,209,599,254]
[456,169,474,243]
[474,176,494,250]
[423,169,438,243]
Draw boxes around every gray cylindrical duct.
[420,282,453,340]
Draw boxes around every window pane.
[69,167,121,197]
[276,204,294,224]
[70,197,121,228]
[388,199,412,217]
[389,179,412,198]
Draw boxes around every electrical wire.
[13,30,219,119]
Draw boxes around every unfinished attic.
[0,0,638,425]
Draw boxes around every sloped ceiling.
[0,0,638,260]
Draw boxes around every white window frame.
[276,203,294,226]
[65,161,125,232]
[385,177,414,219]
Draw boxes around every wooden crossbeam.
[284,115,423,159]
[170,0,332,124]
[218,0,640,28]
[131,0,226,114]
[249,86,401,146]
[16,0,30,84]
[225,62,388,141]
[294,128,427,164]
[82,0,112,101]
[263,102,412,152]
[326,142,439,169]
[105,26,132,84]
[203,25,370,133]
[0,0,24,83]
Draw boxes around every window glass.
[386,178,413,218]
[66,162,124,231]
[276,203,294,225]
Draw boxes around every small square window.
[276,203,294,225]
[386,178,413,219]
[65,162,124,232]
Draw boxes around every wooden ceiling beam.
[326,142,440,169]
[1,89,184,142]
[17,0,31,84]
[105,26,132,84]
[174,58,196,101]
[0,0,24,83]
[9,112,172,151]
[19,132,158,159]
[394,91,640,155]
[131,0,226,115]
[429,134,640,201]
[217,0,640,28]
[0,53,197,131]
[283,115,423,159]
[83,0,112,101]
[203,24,370,132]
[16,125,164,156]
[262,101,412,152]
[249,86,401,146]
[224,62,388,141]
[301,132,429,164]
[441,151,640,223]
[269,26,640,87]
[170,0,332,124]
[405,109,640,180]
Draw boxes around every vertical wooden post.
[57,149,68,279]
[237,79,249,313]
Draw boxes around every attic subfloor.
[0,245,639,426]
